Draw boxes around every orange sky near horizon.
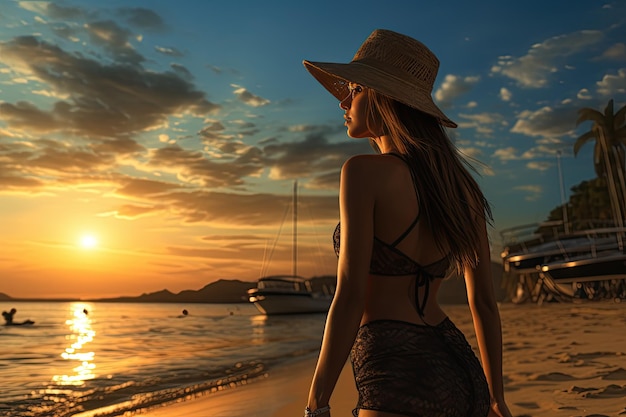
[1,189,339,299]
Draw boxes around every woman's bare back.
[361,153,451,326]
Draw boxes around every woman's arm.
[464,217,511,415]
[307,156,375,413]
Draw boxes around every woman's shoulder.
[342,153,405,174]
[341,154,411,200]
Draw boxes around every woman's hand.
[488,401,513,417]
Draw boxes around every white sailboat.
[248,181,334,315]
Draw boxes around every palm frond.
[604,99,615,118]
[573,130,597,155]
[576,108,605,127]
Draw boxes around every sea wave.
[0,302,325,417]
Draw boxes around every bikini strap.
[390,215,420,247]
[384,153,421,247]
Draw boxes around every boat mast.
[556,151,570,234]
[293,180,298,277]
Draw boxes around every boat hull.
[501,223,626,303]
[247,276,334,315]
[504,236,619,274]
[541,253,626,283]
[248,290,332,315]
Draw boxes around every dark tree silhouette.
[574,99,626,228]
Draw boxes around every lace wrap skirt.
[350,318,490,417]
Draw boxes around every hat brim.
[303,59,457,128]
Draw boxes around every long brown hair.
[365,89,493,273]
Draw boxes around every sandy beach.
[140,301,626,417]
[140,354,357,417]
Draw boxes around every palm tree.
[574,99,626,230]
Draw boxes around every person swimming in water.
[2,308,16,325]
[2,308,34,326]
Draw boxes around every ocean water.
[4,300,625,417]
[0,301,327,417]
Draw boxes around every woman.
[302,29,512,417]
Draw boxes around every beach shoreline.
[138,353,358,417]
[138,301,626,417]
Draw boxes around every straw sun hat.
[303,29,456,128]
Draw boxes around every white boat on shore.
[247,275,333,315]
[501,221,626,303]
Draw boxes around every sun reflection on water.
[250,314,268,345]
[53,303,96,386]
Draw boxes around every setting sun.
[79,235,98,249]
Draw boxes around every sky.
[0,0,625,299]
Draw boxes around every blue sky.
[0,0,625,297]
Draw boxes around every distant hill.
[91,279,257,304]
[0,292,12,301]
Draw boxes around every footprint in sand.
[530,371,576,381]
[565,383,626,399]
[514,401,540,409]
[601,367,626,380]
[583,384,626,398]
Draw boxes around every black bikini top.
[332,153,450,318]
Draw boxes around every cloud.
[118,7,167,31]
[499,87,512,102]
[577,88,592,99]
[114,177,186,197]
[513,184,543,201]
[198,121,253,155]
[262,127,369,186]
[511,105,579,138]
[0,132,344,226]
[492,147,518,161]
[145,144,264,188]
[0,134,344,225]
[107,203,165,219]
[111,186,339,227]
[490,137,568,168]
[491,30,604,87]
[0,136,144,196]
[20,2,89,20]
[458,147,483,159]
[231,84,270,107]
[526,161,553,171]
[84,20,145,64]
[457,112,506,136]
[0,13,357,234]
[50,24,82,43]
[155,46,183,57]
[0,101,61,132]
[170,63,193,79]
[596,68,626,95]
[0,36,220,138]
[597,43,626,61]
[201,121,226,133]
[434,74,479,107]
